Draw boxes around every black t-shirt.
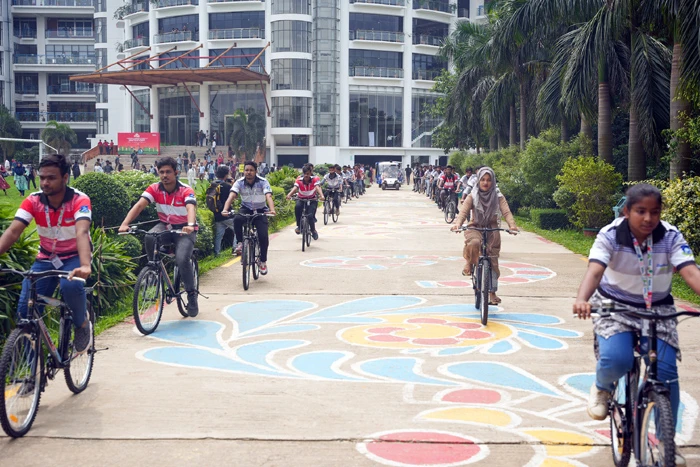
[213,180,233,222]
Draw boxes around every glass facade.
[209,48,265,71]
[97,108,108,134]
[271,59,311,91]
[349,13,402,32]
[132,89,150,133]
[313,0,339,145]
[209,12,264,30]
[272,96,311,128]
[412,53,446,79]
[411,90,442,147]
[132,22,149,41]
[271,21,312,53]
[349,49,402,68]
[45,45,95,63]
[349,86,402,147]
[158,51,199,69]
[158,15,198,35]
[95,18,106,42]
[158,86,200,146]
[209,84,266,149]
[272,0,310,15]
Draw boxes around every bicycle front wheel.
[0,327,42,438]
[610,374,634,467]
[241,239,251,290]
[480,261,490,325]
[64,301,95,394]
[301,218,307,252]
[323,200,330,225]
[252,239,260,280]
[175,257,199,317]
[445,201,456,224]
[133,267,164,335]
[332,200,339,223]
[639,390,676,467]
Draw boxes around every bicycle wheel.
[445,201,456,224]
[480,260,490,325]
[332,200,339,223]
[305,219,312,247]
[610,375,634,467]
[323,199,330,225]
[472,264,481,310]
[64,302,95,394]
[301,217,307,252]
[0,327,42,438]
[639,390,676,467]
[175,257,199,317]
[133,267,164,335]
[252,239,260,280]
[241,239,251,290]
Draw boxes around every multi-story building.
[0,3,13,110]
[91,0,488,167]
[10,0,97,148]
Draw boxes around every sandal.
[462,269,471,277]
[489,293,501,305]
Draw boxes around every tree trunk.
[598,83,613,163]
[489,134,497,152]
[498,133,504,150]
[580,113,593,140]
[628,101,646,181]
[509,104,517,147]
[561,118,569,143]
[669,42,691,179]
[520,82,527,151]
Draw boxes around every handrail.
[350,30,404,43]
[350,66,403,78]
[208,28,263,40]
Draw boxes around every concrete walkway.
[3,187,700,466]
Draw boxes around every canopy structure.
[69,43,271,118]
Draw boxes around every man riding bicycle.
[119,157,199,316]
[438,165,458,208]
[0,154,93,354]
[323,164,343,214]
[221,160,277,275]
[287,165,325,240]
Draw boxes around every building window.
[272,97,311,127]
[94,18,105,42]
[209,48,265,71]
[271,21,312,53]
[271,59,311,91]
[132,89,150,133]
[15,73,39,94]
[97,109,109,134]
[349,49,402,68]
[271,0,310,15]
[97,84,108,103]
[209,12,265,30]
[14,19,37,39]
[132,22,149,41]
[349,13,402,32]
[94,0,106,12]
[411,90,442,147]
[45,45,95,64]
[157,15,199,36]
[157,51,199,69]
[349,86,403,147]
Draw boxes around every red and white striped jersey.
[440,173,457,189]
[15,187,92,260]
[295,176,320,199]
[141,181,197,226]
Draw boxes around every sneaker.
[311,230,319,241]
[74,321,93,356]
[234,243,242,255]
[187,291,199,317]
[677,450,687,466]
[295,227,300,235]
[587,384,610,421]
[259,262,268,275]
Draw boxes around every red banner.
[118,132,160,156]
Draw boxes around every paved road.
[4,187,700,466]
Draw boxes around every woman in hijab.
[451,167,518,305]
[13,162,28,196]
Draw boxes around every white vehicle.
[376,162,402,190]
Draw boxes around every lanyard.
[44,203,65,257]
[632,235,654,310]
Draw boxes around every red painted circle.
[412,338,460,346]
[367,327,405,334]
[368,334,410,343]
[441,389,501,404]
[365,431,481,465]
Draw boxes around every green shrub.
[270,185,295,231]
[530,209,570,230]
[89,227,137,313]
[552,186,576,220]
[195,210,214,257]
[279,177,297,193]
[72,172,130,228]
[267,166,298,187]
[113,171,159,223]
[557,157,623,229]
[520,131,570,207]
[314,163,333,176]
[660,177,700,254]
[517,207,531,219]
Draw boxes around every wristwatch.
[187,222,196,227]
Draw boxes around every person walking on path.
[210,165,236,255]
[0,165,10,195]
[405,165,412,185]
[27,164,37,189]
[72,161,81,179]
[98,139,104,155]
[187,164,197,187]
[13,162,28,196]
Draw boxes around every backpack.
[205,180,225,214]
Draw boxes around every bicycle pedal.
[198,292,210,299]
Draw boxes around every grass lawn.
[0,179,31,212]
[515,215,700,307]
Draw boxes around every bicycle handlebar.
[290,196,320,201]
[582,303,700,321]
[0,268,86,282]
[455,226,518,235]
[119,227,186,236]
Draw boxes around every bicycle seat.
[159,245,173,254]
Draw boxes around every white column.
[338,0,350,148]
[198,0,209,67]
[150,87,159,133]
[199,84,210,138]
[402,8,413,150]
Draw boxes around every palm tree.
[41,120,77,156]
[0,106,23,163]
[227,108,266,161]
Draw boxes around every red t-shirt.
[440,173,457,189]
[141,182,197,226]
[15,187,92,260]
[295,176,320,199]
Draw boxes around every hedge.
[530,209,570,230]
[71,172,130,228]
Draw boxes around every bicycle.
[581,302,699,467]
[292,195,319,252]
[120,228,202,335]
[456,226,516,325]
[323,189,340,225]
[443,189,458,224]
[235,211,273,291]
[343,182,352,204]
[0,268,96,438]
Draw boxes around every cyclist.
[323,164,343,215]
[119,157,199,316]
[573,184,700,466]
[450,167,518,304]
[457,167,475,198]
[221,160,276,275]
[438,165,458,209]
[0,154,93,354]
[341,166,353,198]
[287,165,324,240]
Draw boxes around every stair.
[85,145,213,172]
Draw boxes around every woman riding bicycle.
[573,184,700,466]
[451,167,518,305]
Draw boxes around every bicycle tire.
[610,375,634,467]
[64,302,95,394]
[301,217,307,252]
[323,200,329,225]
[480,260,490,325]
[242,239,251,290]
[332,202,339,223]
[0,327,42,438]
[446,201,456,224]
[306,220,312,247]
[472,264,481,310]
[252,239,260,280]
[133,267,164,335]
[175,257,199,317]
[639,390,676,467]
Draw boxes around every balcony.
[413,0,451,13]
[413,68,443,80]
[350,66,403,78]
[47,84,96,95]
[156,0,197,7]
[154,31,197,44]
[412,34,444,46]
[457,7,468,17]
[15,86,39,94]
[12,0,94,5]
[13,28,37,39]
[349,0,404,5]
[124,37,149,49]
[16,112,97,122]
[124,1,149,14]
[14,54,95,65]
[45,29,94,39]
[209,28,263,40]
[350,30,404,43]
